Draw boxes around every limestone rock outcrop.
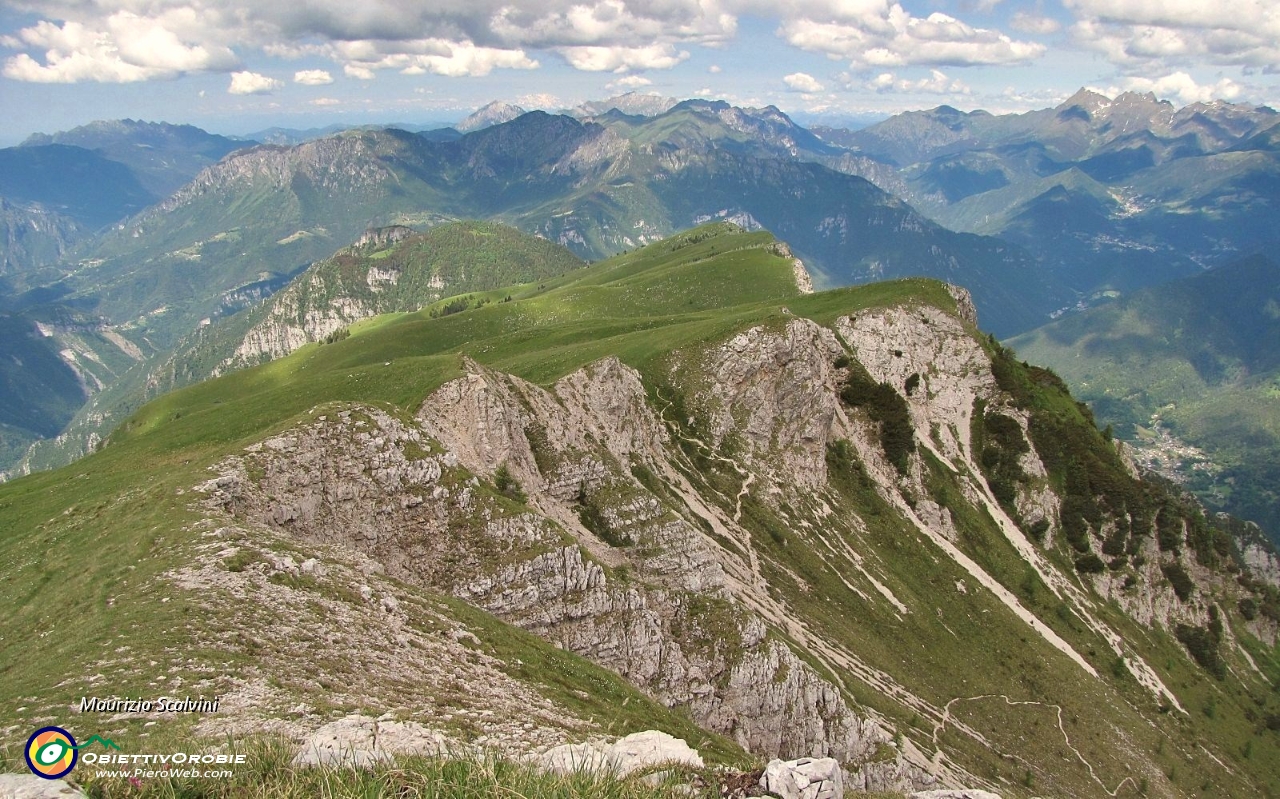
[540,730,703,777]
[760,757,844,799]
[293,715,451,768]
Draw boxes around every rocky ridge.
[173,279,1280,796]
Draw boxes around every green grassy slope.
[14,222,585,475]
[156,220,588,386]
[0,223,795,757]
[2,223,1277,798]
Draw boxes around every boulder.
[539,730,703,777]
[292,714,449,768]
[609,730,703,775]
[910,791,1002,799]
[539,742,613,774]
[759,757,843,799]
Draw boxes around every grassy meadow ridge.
[1,222,1277,798]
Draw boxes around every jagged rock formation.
[216,366,899,770]
[185,270,1280,796]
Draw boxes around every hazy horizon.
[3,0,1278,143]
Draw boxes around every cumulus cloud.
[228,70,282,94]
[310,97,340,105]
[780,6,1044,67]
[412,42,539,77]
[606,74,653,91]
[1068,18,1280,70]
[783,72,824,92]
[1118,71,1244,104]
[1064,0,1280,70]
[1010,12,1061,35]
[0,0,1045,85]
[332,39,537,78]
[490,0,736,50]
[1063,0,1274,33]
[558,43,688,72]
[3,13,236,82]
[293,68,333,84]
[866,69,971,94]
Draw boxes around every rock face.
[221,359,893,768]
[203,287,1278,796]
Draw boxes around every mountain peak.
[1114,90,1170,108]
[1057,88,1113,116]
[457,101,528,133]
[571,92,679,118]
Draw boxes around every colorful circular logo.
[25,726,78,780]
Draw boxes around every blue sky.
[1,0,1277,142]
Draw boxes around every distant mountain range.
[20,118,249,197]
[4,96,1279,799]
[3,90,1279,498]
[0,119,255,282]
[819,90,1280,302]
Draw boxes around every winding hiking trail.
[932,695,1136,797]
[654,387,755,521]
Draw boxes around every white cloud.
[1062,0,1275,33]
[490,0,736,50]
[1120,71,1244,104]
[228,70,282,94]
[294,68,333,85]
[780,6,1044,67]
[866,69,971,94]
[3,14,236,83]
[1010,12,1061,35]
[783,72,824,92]
[416,42,539,77]
[1064,0,1280,70]
[558,43,689,72]
[606,74,653,91]
[708,64,722,73]
[0,0,723,84]
[328,38,536,78]
[310,97,340,105]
